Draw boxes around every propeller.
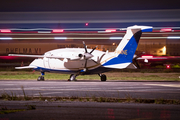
[81,41,97,72]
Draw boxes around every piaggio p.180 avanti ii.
[9,25,153,81]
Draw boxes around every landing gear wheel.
[37,76,44,81]
[68,74,77,81]
[100,74,106,81]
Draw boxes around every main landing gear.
[68,73,107,81]
[98,73,107,81]
[37,72,45,81]
[68,74,77,81]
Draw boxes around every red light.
[166,65,170,69]
[52,29,64,33]
[0,56,17,60]
[141,55,153,59]
[0,29,11,33]
[85,23,88,26]
[160,28,172,32]
[105,29,116,32]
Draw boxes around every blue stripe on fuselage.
[34,67,78,74]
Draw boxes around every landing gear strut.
[68,74,77,81]
[98,73,107,81]
[37,72,45,81]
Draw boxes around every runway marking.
[145,84,180,88]
[33,92,63,96]
[0,88,179,93]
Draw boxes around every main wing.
[8,54,44,58]
[8,54,67,59]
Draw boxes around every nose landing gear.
[37,72,45,81]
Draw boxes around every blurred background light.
[0,29,11,33]
[167,36,180,39]
[0,37,12,40]
[52,29,64,33]
[54,37,67,40]
[109,37,123,40]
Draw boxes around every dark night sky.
[0,0,180,12]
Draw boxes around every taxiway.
[0,80,179,99]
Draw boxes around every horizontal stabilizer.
[103,63,131,69]
[15,66,37,69]
[126,63,137,69]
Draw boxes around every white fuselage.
[30,48,114,74]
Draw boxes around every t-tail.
[103,25,153,69]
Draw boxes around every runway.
[0,80,180,99]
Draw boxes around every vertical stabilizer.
[103,25,152,68]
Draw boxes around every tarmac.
[0,80,180,120]
[0,101,180,120]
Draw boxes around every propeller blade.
[82,59,88,72]
[90,46,97,54]
[91,59,98,64]
[83,41,88,53]
[84,59,87,68]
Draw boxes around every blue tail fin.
[103,25,152,68]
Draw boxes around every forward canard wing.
[15,66,37,69]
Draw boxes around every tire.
[69,74,77,81]
[101,74,107,81]
[41,76,44,81]
[37,76,44,81]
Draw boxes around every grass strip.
[0,89,179,104]
[0,109,25,114]
[0,95,180,105]
[0,71,179,81]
